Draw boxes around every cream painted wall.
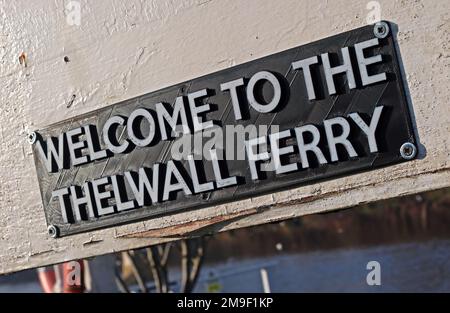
[0,0,449,274]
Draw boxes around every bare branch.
[124,251,148,293]
[160,242,173,267]
[114,255,130,293]
[146,247,163,293]
[115,272,130,293]
[180,237,207,293]
[115,239,204,294]
[180,240,191,293]
[189,237,206,288]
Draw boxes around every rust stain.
[122,208,258,239]
[18,52,27,67]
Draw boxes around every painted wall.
[0,0,449,274]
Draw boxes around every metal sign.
[30,22,417,237]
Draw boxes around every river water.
[1,239,449,292]
[192,239,450,292]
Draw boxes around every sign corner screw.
[374,21,390,39]
[400,142,417,160]
[27,131,37,144]
[48,225,59,238]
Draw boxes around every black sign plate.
[32,23,417,237]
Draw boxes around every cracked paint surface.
[0,0,449,274]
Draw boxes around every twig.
[125,251,148,293]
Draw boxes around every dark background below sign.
[32,23,416,237]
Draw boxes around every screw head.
[48,225,59,238]
[27,132,37,144]
[373,21,390,39]
[400,142,417,160]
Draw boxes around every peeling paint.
[82,238,104,246]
